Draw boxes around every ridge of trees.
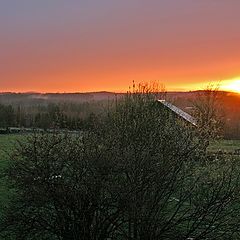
[0,88,240,138]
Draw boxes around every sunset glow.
[221,79,240,93]
[1,1,240,93]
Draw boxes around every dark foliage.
[0,104,15,128]
[1,91,240,240]
[0,102,105,131]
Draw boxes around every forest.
[0,91,240,139]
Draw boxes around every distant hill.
[0,92,124,105]
[0,90,239,105]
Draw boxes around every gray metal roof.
[158,100,197,126]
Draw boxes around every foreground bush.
[1,91,240,240]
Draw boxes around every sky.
[1,0,240,93]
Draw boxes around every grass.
[208,140,240,153]
[0,134,24,168]
[0,134,26,217]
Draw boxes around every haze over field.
[1,0,240,93]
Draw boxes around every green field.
[0,135,24,168]
[208,139,240,153]
[0,135,26,217]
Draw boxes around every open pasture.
[208,140,240,154]
[0,134,25,217]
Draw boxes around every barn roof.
[158,100,197,126]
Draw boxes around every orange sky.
[1,1,240,93]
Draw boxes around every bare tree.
[192,84,225,148]
[129,80,167,100]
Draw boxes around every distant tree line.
[1,88,240,139]
[0,104,15,128]
[0,101,107,131]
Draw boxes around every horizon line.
[0,90,237,95]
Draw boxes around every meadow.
[208,139,240,153]
[0,134,25,218]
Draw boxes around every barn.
[158,100,197,126]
